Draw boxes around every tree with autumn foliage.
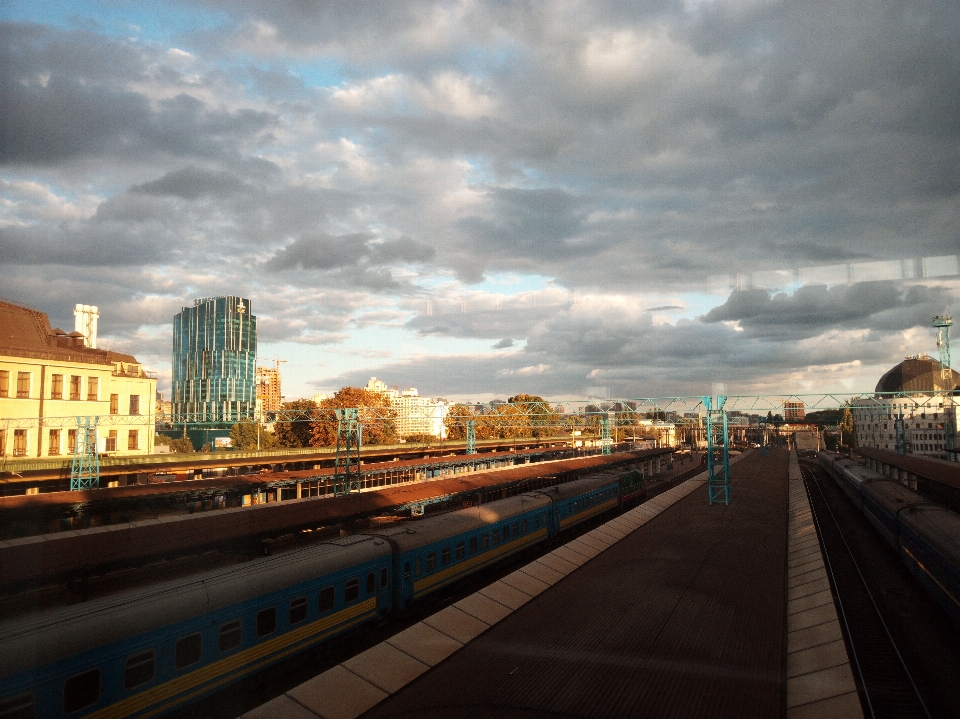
[309,387,398,446]
[273,399,319,448]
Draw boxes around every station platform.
[240,449,862,719]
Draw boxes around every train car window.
[63,669,100,714]
[256,608,277,637]
[0,692,35,719]
[404,562,411,579]
[289,597,308,625]
[380,567,389,588]
[522,519,528,533]
[442,547,451,565]
[492,529,499,545]
[469,537,478,554]
[503,525,510,540]
[218,621,242,652]
[319,586,335,613]
[366,572,375,594]
[123,650,155,690]
[175,634,202,669]
[345,579,360,602]
[512,523,518,537]
[426,552,437,571]
[481,533,489,549]
[415,557,422,576]
[456,542,465,559]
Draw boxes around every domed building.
[874,353,960,394]
[853,354,958,459]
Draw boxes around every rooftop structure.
[0,298,157,461]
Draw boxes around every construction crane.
[933,316,955,452]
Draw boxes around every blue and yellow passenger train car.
[1,469,629,718]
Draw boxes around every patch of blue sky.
[457,42,520,77]
[472,273,552,295]
[1,1,230,46]
[462,155,496,185]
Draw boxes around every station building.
[0,298,157,459]
[852,354,959,458]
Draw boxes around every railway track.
[799,460,960,719]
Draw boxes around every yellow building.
[0,299,157,458]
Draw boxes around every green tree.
[507,394,560,438]
[230,420,276,450]
[274,399,318,448]
[310,387,397,446]
[168,436,195,453]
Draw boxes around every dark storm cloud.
[0,23,277,166]
[132,167,251,200]
[265,233,435,271]
[702,282,953,337]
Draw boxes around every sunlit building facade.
[172,297,257,426]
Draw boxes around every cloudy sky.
[2,0,958,402]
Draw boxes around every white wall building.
[365,377,448,439]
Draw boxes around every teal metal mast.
[703,395,731,505]
[333,408,362,495]
[600,416,612,455]
[70,416,100,491]
[934,315,955,452]
[466,420,476,454]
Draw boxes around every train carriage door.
[377,565,390,613]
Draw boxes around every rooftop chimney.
[73,304,99,349]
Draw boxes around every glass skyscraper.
[172,296,257,426]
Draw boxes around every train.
[0,465,658,719]
[816,451,960,633]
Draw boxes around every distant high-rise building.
[256,365,283,415]
[172,296,257,426]
[783,401,805,421]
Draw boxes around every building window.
[105,430,117,452]
[17,372,31,399]
[13,430,27,457]
[0,429,5,456]
[110,394,119,414]
[67,429,77,454]
[48,429,61,456]
[87,377,98,401]
[129,395,140,415]
[69,375,81,400]
[127,430,138,451]
[0,370,8,397]
[50,374,63,399]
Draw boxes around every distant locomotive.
[0,467,653,719]
[816,452,960,632]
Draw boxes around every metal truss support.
[894,413,907,455]
[703,396,731,505]
[466,420,476,455]
[333,408,362,495]
[600,416,612,455]
[70,416,100,491]
[758,418,769,456]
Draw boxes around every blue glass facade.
[172,296,257,425]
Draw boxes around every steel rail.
[801,463,931,719]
